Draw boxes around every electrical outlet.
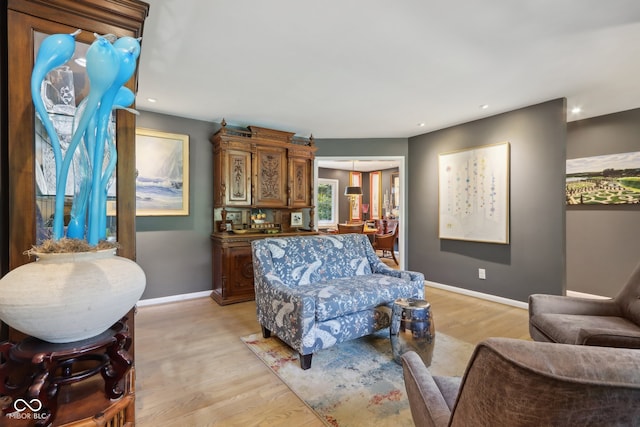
[478,268,486,280]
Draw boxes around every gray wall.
[134,123,409,299]
[315,138,409,158]
[407,99,567,302]
[139,104,640,303]
[135,110,219,299]
[566,108,640,297]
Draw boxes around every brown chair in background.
[401,338,640,427]
[373,224,398,265]
[337,223,364,234]
[528,261,640,348]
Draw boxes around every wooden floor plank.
[134,286,530,426]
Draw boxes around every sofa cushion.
[262,235,373,287]
[530,313,640,344]
[296,273,421,321]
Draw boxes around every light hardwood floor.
[134,287,531,426]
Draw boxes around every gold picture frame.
[370,171,382,220]
[391,172,400,209]
[349,171,362,221]
[134,128,190,216]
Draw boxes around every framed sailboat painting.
[134,128,189,216]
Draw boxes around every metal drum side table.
[390,298,435,366]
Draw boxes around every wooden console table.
[0,322,132,426]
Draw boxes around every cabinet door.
[224,149,252,206]
[226,246,255,298]
[255,146,287,206]
[290,158,311,207]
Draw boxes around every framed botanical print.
[370,171,382,219]
[438,142,510,243]
[349,171,362,221]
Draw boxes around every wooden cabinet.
[289,155,313,207]
[1,0,148,424]
[211,122,316,211]
[254,146,288,207]
[210,122,317,305]
[214,147,252,206]
[211,236,256,305]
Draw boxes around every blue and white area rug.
[241,329,475,427]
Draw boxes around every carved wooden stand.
[0,322,132,426]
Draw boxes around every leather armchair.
[528,262,640,348]
[401,338,640,427]
[373,224,399,265]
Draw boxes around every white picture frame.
[291,211,303,227]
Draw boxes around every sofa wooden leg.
[261,325,271,338]
[300,353,312,370]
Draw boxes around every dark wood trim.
[0,3,8,279]
[8,0,149,35]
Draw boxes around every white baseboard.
[137,285,607,310]
[566,290,609,299]
[426,281,529,309]
[137,290,211,307]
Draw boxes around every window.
[317,178,338,227]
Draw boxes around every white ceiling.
[136,0,640,139]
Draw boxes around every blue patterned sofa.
[251,234,425,369]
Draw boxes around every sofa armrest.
[401,351,452,427]
[528,294,619,318]
[254,271,317,354]
[372,261,406,278]
[379,265,425,284]
[366,245,425,282]
[576,327,640,348]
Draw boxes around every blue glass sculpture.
[32,31,141,245]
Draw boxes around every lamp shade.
[344,186,362,196]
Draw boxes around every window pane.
[318,183,333,223]
[317,178,338,226]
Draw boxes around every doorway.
[314,156,406,269]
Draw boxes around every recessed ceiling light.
[480,104,489,110]
[418,123,425,127]
[571,106,582,114]
[147,98,157,103]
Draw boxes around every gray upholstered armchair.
[528,262,640,347]
[401,338,640,427]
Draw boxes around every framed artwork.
[226,211,242,224]
[291,211,303,227]
[370,171,382,219]
[391,172,400,209]
[349,171,362,221]
[135,128,189,216]
[566,151,640,205]
[438,142,510,244]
